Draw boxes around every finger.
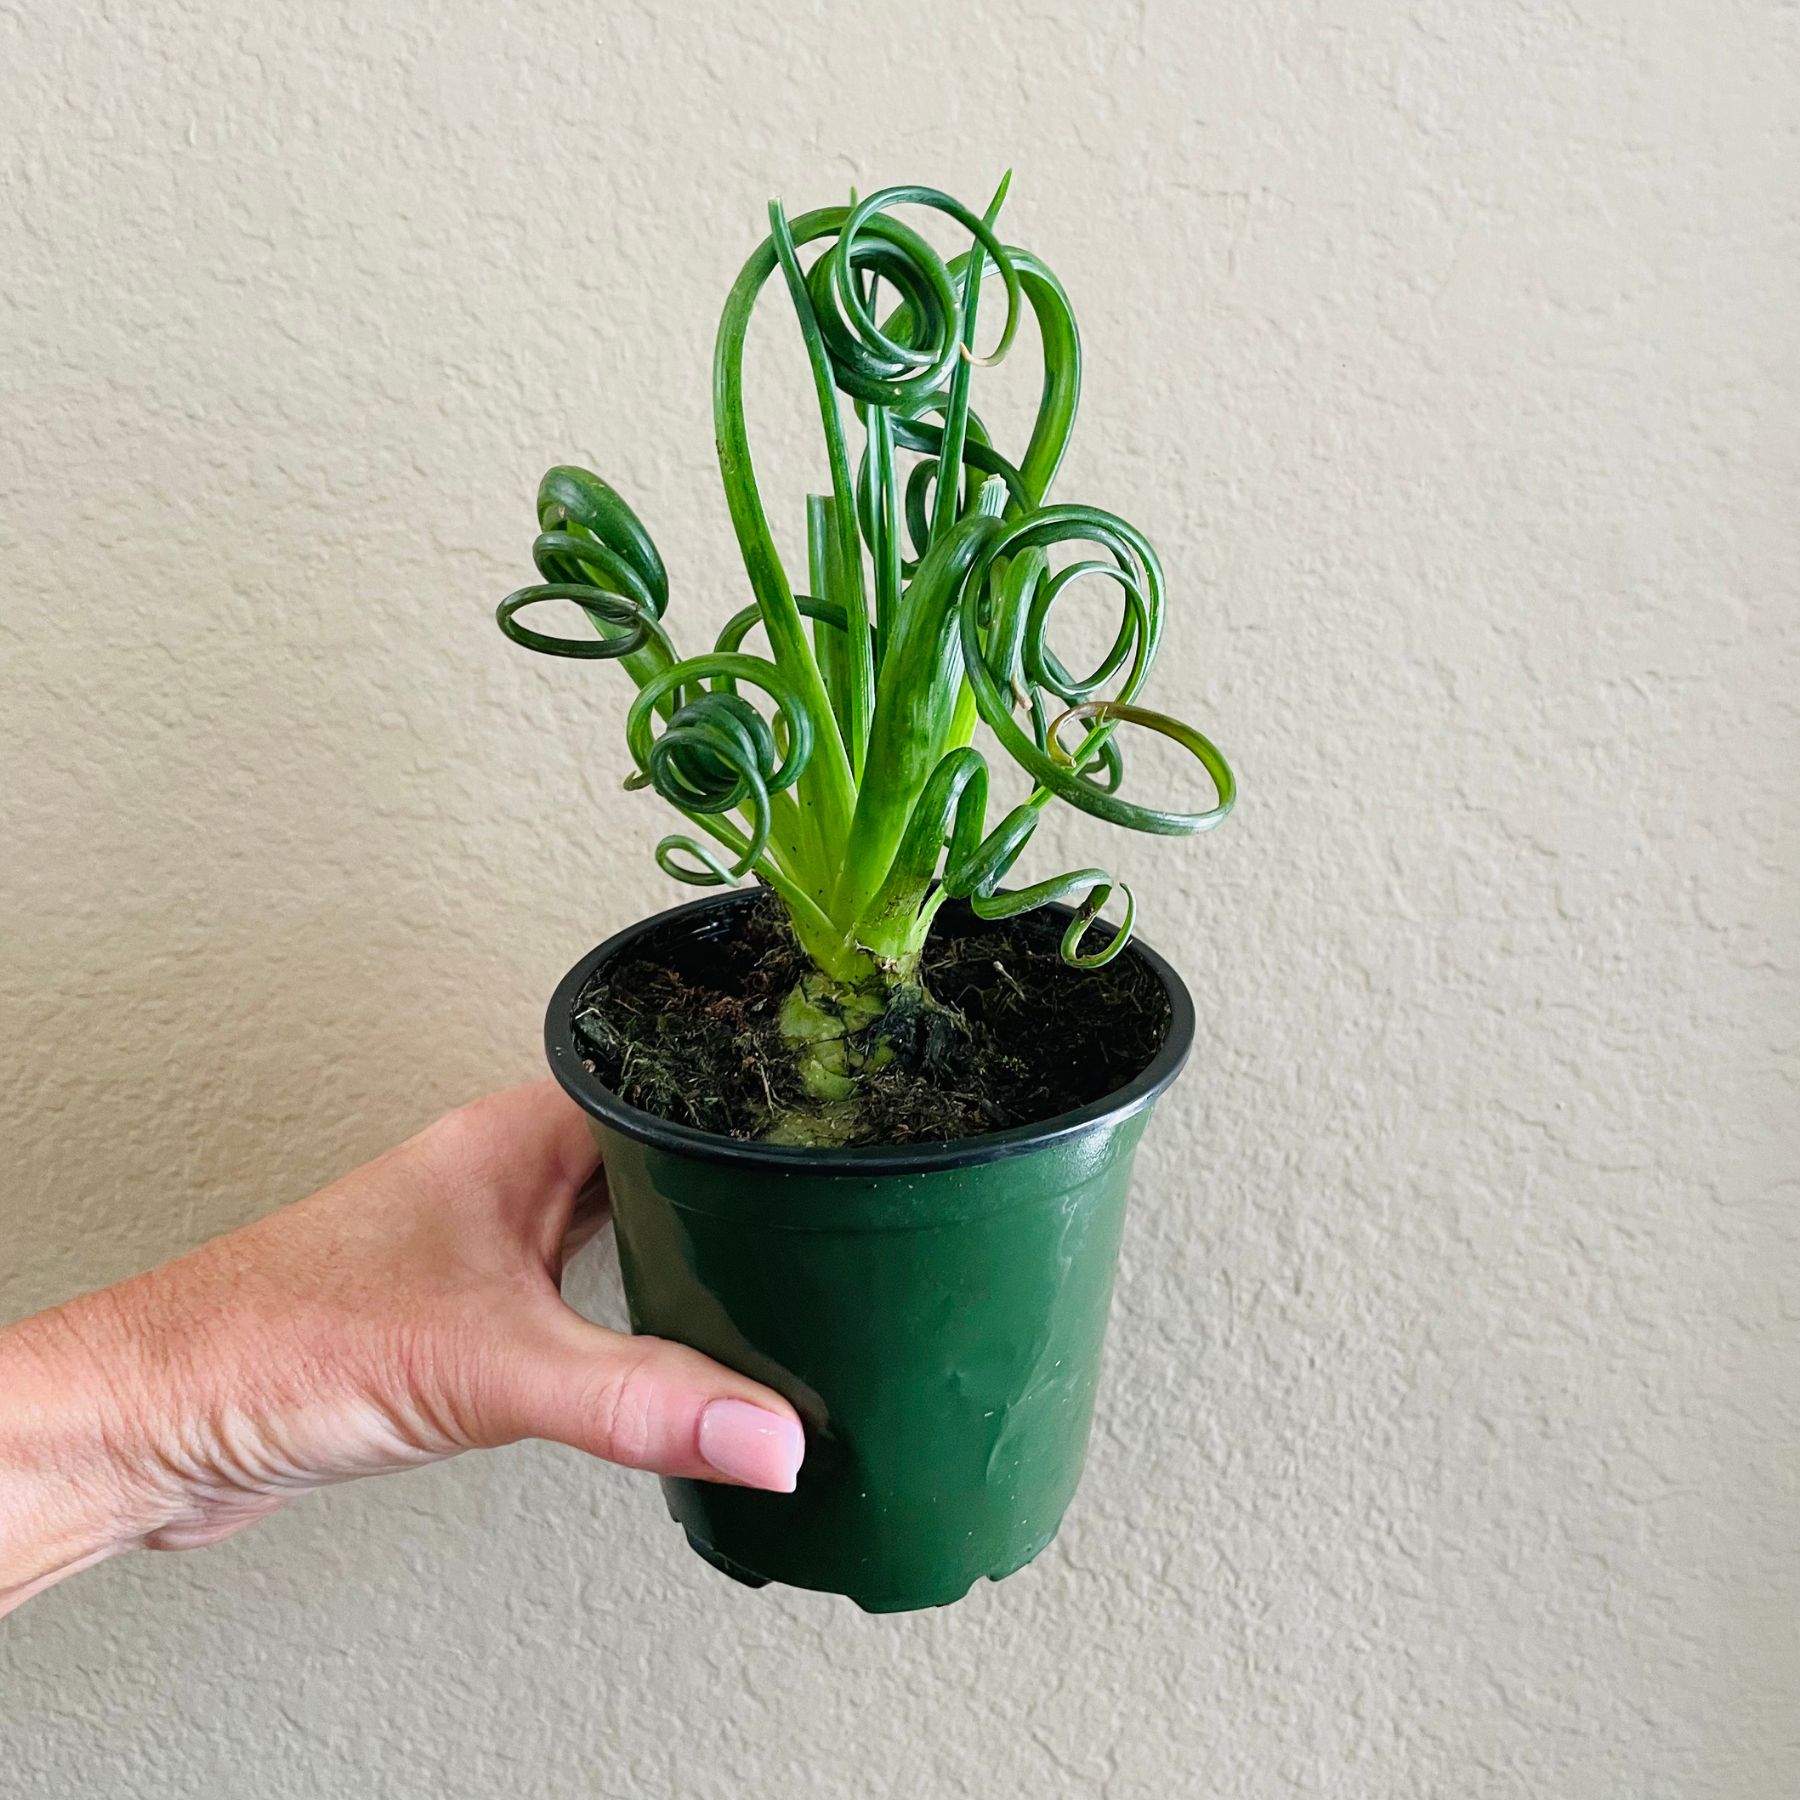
[496,1306,805,1492]
[474,1081,599,1209]
[416,1082,600,1266]
[556,1166,611,1276]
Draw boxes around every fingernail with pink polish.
[698,1399,804,1492]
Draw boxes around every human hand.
[0,1082,804,1615]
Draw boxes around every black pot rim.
[544,888,1196,1174]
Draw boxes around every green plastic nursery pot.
[545,890,1194,1613]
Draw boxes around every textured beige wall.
[3,3,1795,1794]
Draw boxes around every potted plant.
[495,179,1234,1611]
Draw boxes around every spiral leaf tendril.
[495,178,1234,991]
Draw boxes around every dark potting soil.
[569,890,1172,1146]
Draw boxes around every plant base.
[571,889,1171,1147]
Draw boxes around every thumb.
[494,1304,806,1493]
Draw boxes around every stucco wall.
[3,4,1794,1794]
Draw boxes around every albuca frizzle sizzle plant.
[496,178,1235,1109]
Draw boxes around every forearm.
[0,1218,439,1618]
[0,1236,363,1613]
[0,1085,805,1618]
[0,1287,177,1615]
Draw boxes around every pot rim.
[544,888,1195,1174]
